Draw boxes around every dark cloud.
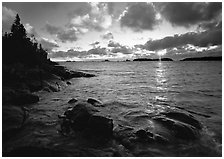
[87,47,107,55]
[49,49,87,59]
[108,40,132,54]
[45,23,60,35]
[155,2,222,27]
[120,3,159,31]
[142,25,221,51]
[44,23,78,43]
[101,31,114,40]
[57,29,78,43]
[198,21,222,31]
[49,47,108,59]
[67,2,91,17]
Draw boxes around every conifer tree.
[11,14,26,39]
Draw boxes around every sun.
[157,49,167,57]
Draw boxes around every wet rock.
[3,105,29,142]
[4,146,64,157]
[135,129,148,139]
[154,134,169,144]
[87,115,113,137]
[153,115,200,140]
[66,81,71,85]
[70,71,95,78]
[59,101,113,138]
[135,129,154,143]
[68,98,78,104]
[87,98,103,107]
[161,112,202,129]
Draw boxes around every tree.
[11,14,26,39]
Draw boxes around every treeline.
[3,14,53,67]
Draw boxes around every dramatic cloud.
[108,40,132,54]
[24,23,59,51]
[25,23,39,37]
[40,38,59,51]
[49,49,87,59]
[87,47,107,55]
[49,47,108,60]
[44,23,78,43]
[67,2,92,17]
[120,3,159,31]
[45,23,61,35]
[101,31,114,40]
[68,2,112,32]
[2,6,17,32]
[142,25,221,51]
[155,2,222,27]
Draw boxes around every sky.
[2,2,222,61]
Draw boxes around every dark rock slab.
[3,105,29,142]
[87,98,103,107]
[152,113,200,140]
[4,146,64,157]
[59,100,113,138]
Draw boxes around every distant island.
[133,58,173,61]
[180,56,222,61]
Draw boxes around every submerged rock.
[160,112,202,129]
[152,112,201,140]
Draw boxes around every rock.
[153,115,200,140]
[59,101,113,138]
[135,129,148,139]
[135,129,154,143]
[154,134,169,144]
[66,81,71,85]
[160,112,202,129]
[11,91,39,105]
[4,146,64,157]
[68,98,78,104]
[3,105,29,142]
[70,71,95,78]
[87,115,113,137]
[87,98,103,107]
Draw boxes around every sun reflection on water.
[154,62,168,102]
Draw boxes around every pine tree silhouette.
[11,14,27,39]
[3,13,49,66]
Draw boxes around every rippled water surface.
[62,61,222,154]
[18,61,221,156]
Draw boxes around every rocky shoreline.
[2,63,221,157]
[2,62,96,155]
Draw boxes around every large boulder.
[59,100,113,138]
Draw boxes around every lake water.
[62,61,221,156]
